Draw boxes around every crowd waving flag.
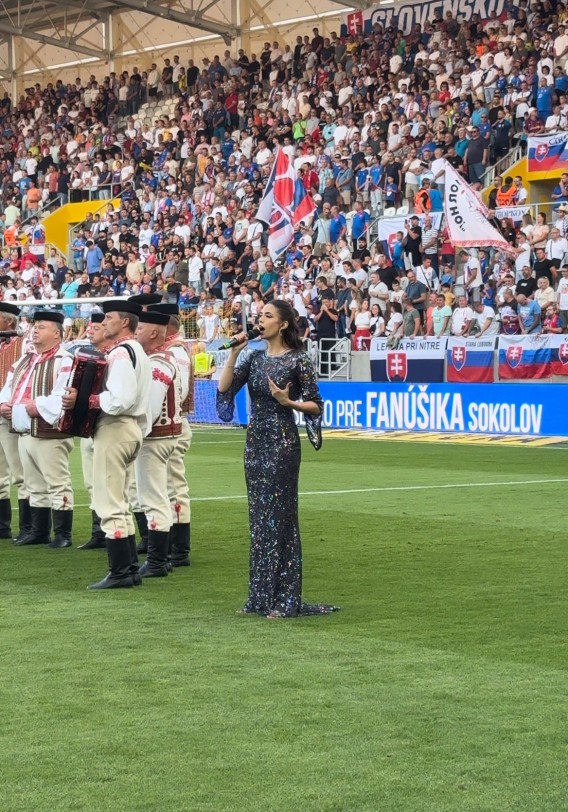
[527,133,568,174]
[443,162,516,253]
[256,149,317,258]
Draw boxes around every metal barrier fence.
[13,297,243,342]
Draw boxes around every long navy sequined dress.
[217,349,337,617]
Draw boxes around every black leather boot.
[139,529,169,577]
[0,498,12,538]
[13,499,32,544]
[134,511,148,554]
[166,527,173,572]
[15,506,51,545]
[171,523,191,568]
[78,511,106,549]
[87,538,134,590]
[49,510,73,549]
[128,534,142,586]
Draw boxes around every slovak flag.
[549,337,568,375]
[498,336,552,379]
[256,149,317,258]
[447,338,495,383]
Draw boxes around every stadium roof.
[0,0,237,62]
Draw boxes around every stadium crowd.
[0,0,567,347]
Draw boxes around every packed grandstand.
[0,0,567,349]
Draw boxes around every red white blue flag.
[447,338,495,383]
[498,336,552,380]
[256,149,317,258]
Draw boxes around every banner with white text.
[300,382,566,437]
[341,0,507,37]
[370,337,447,383]
[494,206,530,221]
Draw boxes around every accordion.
[59,347,107,438]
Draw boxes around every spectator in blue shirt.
[516,294,541,334]
[471,102,489,127]
[455,128,470,159]
[429,184,443,212]
[552,173,568,208]
[85,241,104,278]
[329,207,347,244]
[112,274,127,295]
[61,270,80,318]
[536,78,554,122]
[72,233,87,272]
[384,176,399,208]
[478,113,492,142]
[351,202,371,242]
[554,66,568,94]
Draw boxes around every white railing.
[317,338,351,380]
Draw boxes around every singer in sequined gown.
[216,301,338,619]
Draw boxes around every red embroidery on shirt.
[152,368,173,386]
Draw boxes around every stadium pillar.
[237,0,248,52]
[104,14,115,74]
[9,35,19,100]
[109,12,122,76]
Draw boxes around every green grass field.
[1,429,568,812]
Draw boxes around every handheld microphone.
[219,328,261,351]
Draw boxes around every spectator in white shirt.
[450,295,475,335]
[472,301,499,336]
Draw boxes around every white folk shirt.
[0,346,72,433]
[97,339,151,436]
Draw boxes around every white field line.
[72,477,568,508]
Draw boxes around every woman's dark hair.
[268,299,304,350]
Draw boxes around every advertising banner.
[447,337,495,384]
[193,379,248,425]
[494,206,530,221]
[370,337,447,383]
[341,0,507,37]
[209,379,568,437]
[307,382,567,437]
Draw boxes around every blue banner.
[301,382,568,437]
[191,359,568,437]
[193,379,248,425]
